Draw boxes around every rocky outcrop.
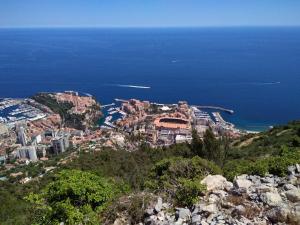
[141,164,300,225]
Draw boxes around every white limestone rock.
[260,191,283,207]
[201,175,232,191]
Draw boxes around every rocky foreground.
[118,165,300,225]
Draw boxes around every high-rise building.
[16,146,38,161]
[52,137,65,154]
[17,126,27,146]
[52,133,70,154]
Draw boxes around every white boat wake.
[235,81,281,86]
[252,81,281,85]
[106,84,151,89]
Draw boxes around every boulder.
[191,206,200,215]
[255,184,276,193]
[201,220,209,225]
[266,206,289,223]
[202,204,218,214]
[288,175,298,185]
[288,165,296,175]
[201,175,232,191]
[191,214,201,224]
[287,205,300,224]
[283,183,297,191]
[113,218,127,225]
[285,189,300,202]
[155,197,163,213]
[174,218,184,225]
[260,192,282,206]
[234,175,253,190]
[260,192,282,207]
[260,176,275,185]
[208,194,220,203]
[296,164,300,173]
[176,208,191,221]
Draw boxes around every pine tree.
[203,128,220,163]
[191,129,204,157]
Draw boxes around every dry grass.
[226,195,261,219]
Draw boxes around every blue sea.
[0,27,299,131]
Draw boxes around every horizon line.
[1,25,300,29]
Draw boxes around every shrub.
[149,156,221,188]
[101,193,154,225]
[26,170,128,225]
[224,149,300,180]
[248,160,269,177]
[146,156,221,206]
[223,160,251,181]
[175,178,206,207]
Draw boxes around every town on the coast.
[0,91,243,182]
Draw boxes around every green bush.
[223,160,250,181]
[224,149,300,180]
[149,156,221,189]
[26,170,128,225]
[248,160,269,177]
[175,178,206,207]
[146,156,221,206]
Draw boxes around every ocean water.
[0,27,299,131]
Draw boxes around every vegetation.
[224,120,300,180]
[190,128,230,166]
[101,192,154,225]
[26,170,128,225]
[146,156,221,206]
[1,120,300,224]
[224,147,300,180]
[32,93,101,129]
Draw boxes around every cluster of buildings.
[54,91,98,114]
[113,100,193,146]
[0,92,103,166]
[0,92,243,183]
[4,123,71,163]
[113,99,242,146]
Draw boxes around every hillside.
[230,120,300,159]
[32,92,102,130]
[0,121,299,224]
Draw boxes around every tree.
[203,128,220,163]
[26,170,128,225]
[191,129,204,157]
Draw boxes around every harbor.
[0,98,47,127]
[193,105,234,114]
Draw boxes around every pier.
[100,103,115,109]
[193,105,234,114]
[114,98,129,103]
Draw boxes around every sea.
[0,27,299,131]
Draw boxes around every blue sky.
[0,0,300,27]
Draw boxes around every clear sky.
[0,0,300,28]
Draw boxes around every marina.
[100,103,115,109]
[0,98,47,126]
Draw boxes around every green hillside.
[1,121,300,224]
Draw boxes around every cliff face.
[80,103,102,130]
[32,92,102,130]
[117,166,300,225]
